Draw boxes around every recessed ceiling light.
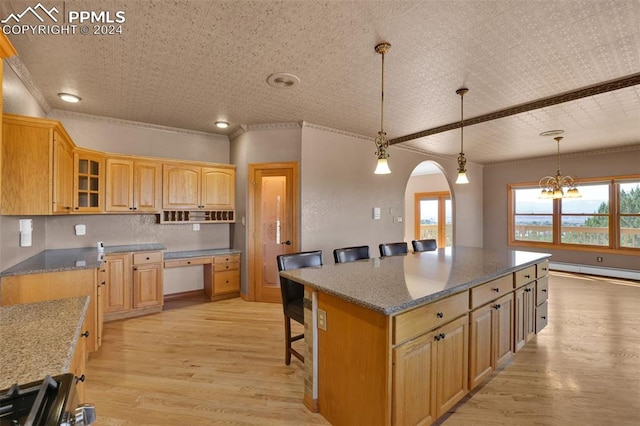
[215,121,230,129]
[58,93,81,103]
[539,129,565,137]
[267,72,300,89]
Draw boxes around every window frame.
[508,174,640,254]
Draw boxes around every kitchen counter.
[280,246,550,314]
[163,248,241,260]
[0,243,166,277]
[0,296,89,389]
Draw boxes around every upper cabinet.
[163,164,235,211]
[1,115,76,215]
[106,157,161,212]
[1,114,235,218]
[73,149,104,213]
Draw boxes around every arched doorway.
[404,161,453,247]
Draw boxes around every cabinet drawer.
[470,275,512,309]
[133,251,162,265]
[537,260,549,278]
[536,301,548,333]
[536,275,549,306]
[164,256,211,268]
[393,291,468,345]
[214,270,240,294]
[214,261,239,272]
[513,266,536,289]
[213,254,240,264]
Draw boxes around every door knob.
[280,240,292,245]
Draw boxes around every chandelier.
[455,87,469,184]
[538,131,581,199]
[374,42,391,174]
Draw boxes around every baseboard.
[163,289,205,301]
[549,262,640,280]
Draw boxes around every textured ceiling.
[1,0,639,165]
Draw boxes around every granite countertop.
[0,296,89,389]
[0,243,166,277]
[163,248,241,260]
[280,246,551,315]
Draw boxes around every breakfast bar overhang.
[280,246,551,426]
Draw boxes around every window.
[619,181,640,249]
[414,192,451,247]
[509,177,640,252]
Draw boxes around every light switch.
[373,207,381,220]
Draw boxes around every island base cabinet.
[514,283,536,352]
[435,315,469,418]
[469,293,513,390]
[392,331,437,426]
[536,301,548,333]
[392,314,469,425]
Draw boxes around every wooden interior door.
[249,163,298,303]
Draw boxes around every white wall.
[300,124,483,260]
[404,169,451,243]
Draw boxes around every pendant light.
[374,42,391,174]
[455,87,469,184]
[538,130,581,199]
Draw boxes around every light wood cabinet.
[0,269,101,353]
[106,157,161,212]
[132,252,164,308]
[103,251,164,321]
[392,330,437,426]
[73,149,104,212]
[103,253,132,315]
[52,130,75,213]
[469,292,514,390]
[514,282,536,351]
[70,316,88,402]
[1,115,76,215]
[203,254,241,300]
[162,164,235,210]
[392,302,469,425]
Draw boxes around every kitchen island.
[279,246,551,426]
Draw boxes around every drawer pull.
[187,261,191,264]
[542,289,547,293]
[492,287,500,293]
[524,274,531,279]
[101,281,106,285]
[436,312,444,318]
[146,257,150,260]
[541,316,547,320]
[75,374,86,383]
[81,331,90,338]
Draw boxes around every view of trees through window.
[511,179,640,250]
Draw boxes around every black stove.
[0,374,94,426]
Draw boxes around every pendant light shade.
[455,88,469,184]
[373,42,391,174]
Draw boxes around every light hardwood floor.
[86,272,640,425]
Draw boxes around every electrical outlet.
[596,256,603,262]
[317,309,327,331]
[193,224,200,231]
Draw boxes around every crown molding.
[485,144,640,167]
[229,121,303,141]
[5,56,51,114]
[301,121,373,142]
[48,109,226,139]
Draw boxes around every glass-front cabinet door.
[74,149,104,212]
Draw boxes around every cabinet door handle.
[75,374,86,383]
[439,333,446,340]
[434,334,441,341]
[436,312,444,318]
[542,289,547,293]
[493,304,501,310]
[81,331,90,338]
[129,207,133,210]
[101,281,106,285]
[541,316,547,320]
[133,266,137,270]
[146,257,150,260]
